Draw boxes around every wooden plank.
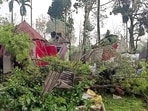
[42,71,61,95]
[42,71,74,95]
[56,71,74,88]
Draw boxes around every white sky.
[0,0,122,29]
[0,0,51,24]
[0,0,128,45]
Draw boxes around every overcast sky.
[0,0,51,23]
[0,0,122,28]
[0,0,126,44]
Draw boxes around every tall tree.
[7,0,20,24]
[47,0,72,36]
[0,0,3,4]
[74,0,96,63]
[19,0,31,22]
[112,0,148,53]
[46,19,65,33]
[96,0,113,43]
[47,0,65,31]
[62,0,71,37]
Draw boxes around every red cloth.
[45,45,57,56]
[35,40,57,66]
[112,43,118,49]
[102,43,118,61]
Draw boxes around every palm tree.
[19,0,31,22]
[8,0,20,24]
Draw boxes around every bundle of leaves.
[0,24,95,110]
[121,62,148,95]
[0,70,93,110]
[0,24,32,62]
[43,56,91,75]
[94,54,148,96]
[0,67,44,110]
[0,57,94,110]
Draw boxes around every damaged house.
[0,21,69,73]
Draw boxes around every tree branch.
[100,0,113,6]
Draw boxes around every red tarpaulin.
[35,40,57,66]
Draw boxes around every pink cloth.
[102,43,118,61]
[59,44,68,60]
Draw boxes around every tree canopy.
[112,0,148,53]
[47,0,71,21]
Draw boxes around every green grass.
[103,95,147,111]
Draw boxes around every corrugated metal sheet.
[16,20,45,41]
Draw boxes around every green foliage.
[85,19,94,32]
[114,55,136,76]
[76,63,91,75]
[46,19,65,33]
[0,0,3,4]
[43,56,91,75]
[0,55,94,110]
[19,0,31,17]
[0,67,43,110]
[121,62,148,94]
[52,81,91,110]
[100,34,118,46]
[8,0,20,12]
[0,62,91,111]
[101,54,148,95]
[112,0,148,52]
[47,0,65,20]
[96,54,148,95]
[0,24,32,61]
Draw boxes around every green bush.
[121,62,148,95]
[0,66,93,110]
[0,24,94,110]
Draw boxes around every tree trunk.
[81,1,94,63]
[64,12,67,38]
[125,22,129,51]
[82,5,88,63]
[21,16,23,22]
[126,23,128,43]
[55,18,56,31]
[129,16,135,53]
[97,0,100,43]
[11,9,13,24]
[30,0,32,26]
[146,35,148,61]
